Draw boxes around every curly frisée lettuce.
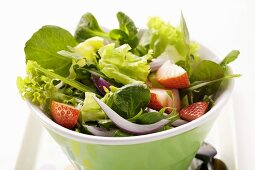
[147,17,199,62]
[17,11,240,137]
[16,61,82,112]
[17,61,56,110]
[98,43,152,85]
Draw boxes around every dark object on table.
[194,143,228,170]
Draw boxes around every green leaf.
[98,43,151,85]
[80,92,106,122]
[25,25,77,77]
[16,61,81,111]
[165,109,180,123]
[147,17,188,58]
[187,74,241,91]
[115,12,139,48]
[180,12,190,54]
[220,50,240,67]
[74,36,104,66]
[105,83,150,119]
[180,13,191,71]
[30,61,96,93]
[117,12,138,37]
[109,29,129,40]
[114,130,132,137]
[74,13,109,42]
[136,112,164,124]
[190,60,225,83]
[189,60,225,101]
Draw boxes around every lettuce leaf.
[16,61,82,111]
[148,17,187,58]
[98,43,152,85]
[17,61,56,109]
[80,92,106,122]
[73,36,104,66]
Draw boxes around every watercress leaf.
[74,13,109,42]
[220,50,240,67]
[25,25,77,77]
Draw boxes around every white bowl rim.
[27,45,235,145]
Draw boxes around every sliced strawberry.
[149,88,180,113]
[179,102,209,121]
[156,61,190,89]
[50,101,80,129]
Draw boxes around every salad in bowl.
[17,12,239,137]
[16,12,241,170]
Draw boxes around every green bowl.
[28,45,234,170]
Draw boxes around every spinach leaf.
[74,13,109,42]
[106,83,150,119]
[25,25,77,77]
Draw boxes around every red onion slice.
[91,74,110,95]
[92,96,170,135]
[171,119,188,127]
[84,125,115,137]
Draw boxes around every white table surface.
[0,0,254,169]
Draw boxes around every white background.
[0,0,254,169]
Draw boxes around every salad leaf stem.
[187,74,241,91]
[31,62,96,93]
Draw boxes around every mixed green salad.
[17,12,240,136]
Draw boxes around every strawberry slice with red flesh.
[179,102,209,121]
[50,101,80,129]
[149,88,181,113]
[156,61,190,89]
